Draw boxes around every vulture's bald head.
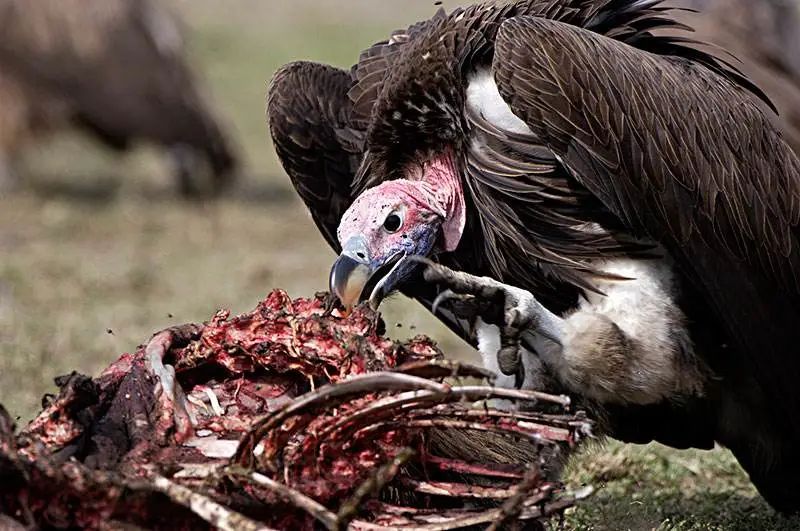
[330,154,466,309]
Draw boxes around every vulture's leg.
[144,323,204,442]
[417,258,563,388]
[415,258,708,406]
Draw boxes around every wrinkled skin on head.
[330,151,465,309]
[332,179,445,308]
[338,179,445,258]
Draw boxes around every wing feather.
[492,15,800,433]
[267,62,363,252]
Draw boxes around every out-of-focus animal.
[270,0,800,513]
[0,0,238,195]
[672,0,800,152]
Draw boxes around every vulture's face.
[330,180,443,309]
[330,155,466,309]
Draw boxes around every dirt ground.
[0,1,798,529]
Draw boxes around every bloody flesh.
[0,290,592,530]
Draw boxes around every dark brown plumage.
[269,0,800,511]
[0,0,238,195]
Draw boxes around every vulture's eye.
[383,213,403,233]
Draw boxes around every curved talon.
[432,289,454,316]
[497,301,538,387]
[406,255,457,286]
[514,364,525,390]
[409,257,565,392]
[409,258,542,390]
[409,257,502,301]
[431,289,475,316]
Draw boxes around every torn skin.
[0,290,592,530]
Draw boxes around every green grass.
[0,1,796,529]
[563,441,800,530]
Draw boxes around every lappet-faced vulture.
[0,0,237,195]
[268,0,800,511]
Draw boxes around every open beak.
[330,236,406,310]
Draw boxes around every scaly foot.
[410,257,564,388]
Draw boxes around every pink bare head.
[330,154,465,309]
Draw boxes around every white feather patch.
[466,68,533,135]
[475,317,547,391]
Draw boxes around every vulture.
[268,0,800,512]
[0,0,237,195]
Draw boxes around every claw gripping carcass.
[0,290,592,530]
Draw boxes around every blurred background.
[0,0,798,528]
[0,0,481,422]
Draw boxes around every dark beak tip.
[329,254,354,293]
[329,254,371,309]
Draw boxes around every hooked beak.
[330,236,407,310]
